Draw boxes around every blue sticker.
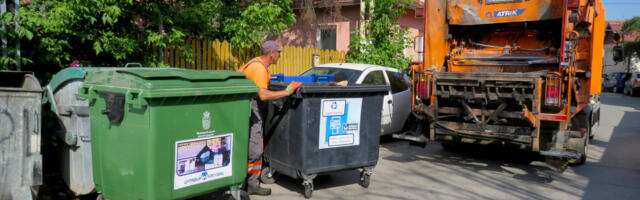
[486,9,526,18]
[319,98,362,149]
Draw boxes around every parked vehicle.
[624,72,640,97]
[608,72,629,93]
[602,73,615,92]
[300,63,412,135]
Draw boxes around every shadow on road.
[578,93,640,200]
[379,138,584,200]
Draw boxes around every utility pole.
[359,0,373,38]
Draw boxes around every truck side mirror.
[613,45,624,63]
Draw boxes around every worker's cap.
[262,40,285,53]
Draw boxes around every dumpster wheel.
[260,166,276,184]
[303,180,314,199]
[360,173,371,188]
[360,168,373,188]
[227,189,249,200]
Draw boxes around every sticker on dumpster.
[174,134,233,190]
[319,98,362,149]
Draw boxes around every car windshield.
[300,67,362,84]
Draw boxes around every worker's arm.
[257,88,289,101]
[256,81,303,101]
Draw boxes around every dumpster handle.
[0,108,15,143]
[98,91,126,124]
[124,63,143,68]
[78,86,93,99]
[126,90,146,106]
[34,111,39,133]
[45,86,60,115]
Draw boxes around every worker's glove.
[286,81,303,95]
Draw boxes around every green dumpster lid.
[116,69,244,81]
[81,68,258,101]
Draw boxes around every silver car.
[624,72,640,97]
[300,63,412,135]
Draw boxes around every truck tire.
[440,142,458,152]
[568,110,589,165]
[569,135,588,165]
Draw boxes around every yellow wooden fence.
[161,39,347,75]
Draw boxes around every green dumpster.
[78,68,257,200]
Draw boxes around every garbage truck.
[410,0,621,169]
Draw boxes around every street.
[245,93,640,200]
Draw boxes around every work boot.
[247,184,271,196]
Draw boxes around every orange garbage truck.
[410,0,619,168]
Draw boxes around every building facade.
[267,0,424,64]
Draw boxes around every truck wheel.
[569,136,588,166]
[590,121,598,139]
[440,142,458,152]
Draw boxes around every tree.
[346,0,412,70]
[622,17,640,59]
[0,0,295,71]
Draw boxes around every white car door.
[359,68,393,134]
[385,70,412,134]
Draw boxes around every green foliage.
[622,16,640,34]
[1,0,294,72]
[624,41,640,59]
[623,17,640,58]
[223,0,296,50]
[0,11,33,69]
[346,0,413,70]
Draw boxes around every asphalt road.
[243,92,640,200]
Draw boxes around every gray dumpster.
[42,66,172,195]
[0,71,43,200]
[44,67,107,195]
[45,67,135,195]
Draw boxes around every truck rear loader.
[410,0,622,169]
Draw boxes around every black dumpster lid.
[270,82,390,95]
[0,71,42,92]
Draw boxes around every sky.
[601,0,640,20]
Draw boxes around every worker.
[238,40,302,196]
